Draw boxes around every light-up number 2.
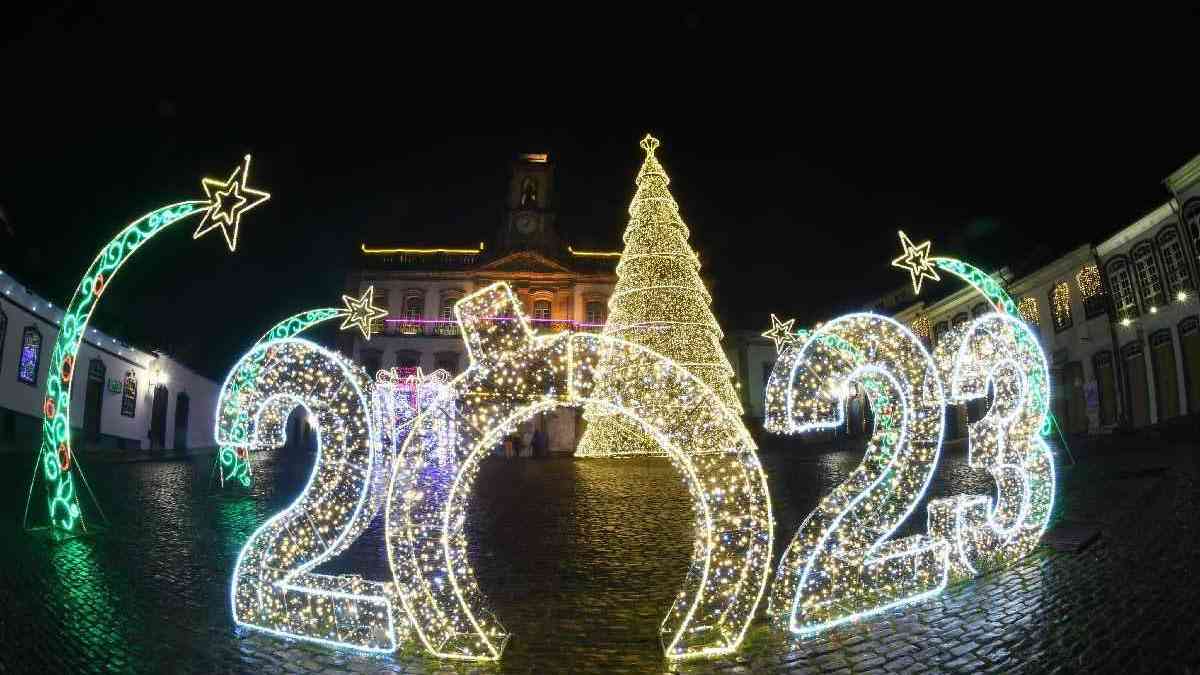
[226,339,404,652]
[927,314,1055,579]
[765,314,949,633]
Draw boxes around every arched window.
[434,350,459,374]
[438,292,461,336]
[17,326,42,386]
[402,292,424,335]
[373,287,390,336]
[951,312,968,328]
[1077,264,1107,319]
[395,350,420,371]
[1184,198,1200,270]
[361,348,382,376]
[1156,227,1193,299]
[0,308,6,376]
[971,302,989,318]
[1106,257,1139,319]
[1132,242,1165,309]
[585,301,605,326]
[1050,281,1073,332]
[933,321,949,345]
[121,370,138,417]
[533,300,552,322]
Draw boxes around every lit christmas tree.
[576,134,745,456]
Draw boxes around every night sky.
[4,5,1199,378]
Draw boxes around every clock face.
[514,212,538,235]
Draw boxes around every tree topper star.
[194,154,270,252]
[891,230,940,295]
[762,313,798,353]
[340,286,389,340]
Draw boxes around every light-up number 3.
[765,314,949,633]
[927,314,1055,579]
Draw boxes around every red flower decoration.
[93,274,106,296]
[58,443,71,472]
[61,356,74,383]
[43,398,56,419]
[235,447,248,460]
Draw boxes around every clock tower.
[501,152,560,253]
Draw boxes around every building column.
[1172,324,1189,416]
[1141,331,1158,425]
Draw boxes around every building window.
[361,349,382,375]
[1051,282,1073,332]
[933,321,949,345]
[437,294,460,336]
[402,293,424,335]
[395,350,420,370]
[1077,264,1107,319]
[372,287,389,336]
[1132,242,1165,309]
[971,302,989,318]
[533,300,552,323]
[909,314,930,341]
[0,308,6,376]
[17,326,42,386]
[121,370,137,417]
[585,301,605,327]
[1107,258,1139,319]
[1018,297,1040,327]
[1157,227,1193,299]
[951,312,968,328]
[434,351,459,374]
[1185,198,1200,271]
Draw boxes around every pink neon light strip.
[382,316,606,329]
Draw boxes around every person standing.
[532,427,547,458]
[520,428,534,458]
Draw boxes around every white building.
[0,269,221,453]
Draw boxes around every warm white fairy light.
[764,313,949,634]
[927,314,1055,579]
[1052,282,1072,328]
[577,134,746,457]
[910,313,930,340]
[1018,296,1040,327]
[225,338,408,652]
[385,282,772,662]
[1076,264,1102,299]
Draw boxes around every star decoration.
[194,154,270,252]
[891,230,940,295]
[762,313,799,353]
[340,286,389,340]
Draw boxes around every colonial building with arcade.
[342,153,618,452]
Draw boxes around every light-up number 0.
[765,314,949,633]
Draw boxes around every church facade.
[342,153,618,452]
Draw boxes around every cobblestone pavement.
[0,434,1196,673]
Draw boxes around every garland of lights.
[225,338,411,652]
[926,315,1055,579]
[764,314,949,633]
[215,288,386,488]
[385,282,772,662]
[578,134,747,457]
[28,156,268,535]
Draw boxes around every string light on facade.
[385,282,772,662]
[577,134,748,457]
[1018,297,1041,326]
[28,156,269,536]
[226,338,408,652]
[910,314,930,340]
[1076,264,1102,299]
[927,314,1055,580]
[1052,282,1072,328]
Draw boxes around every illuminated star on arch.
[762,313,798,353]
[891,230,940,295]
[193,154,270,252]
[340,286,389,340]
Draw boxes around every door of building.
[1062,362,1087,434]
[1094,352,1118,426]
[1122,342,1150,427]
[1149,330,1180,420]
[150,384,168,449]
[1180,317,1200,414]
[174,392,190,450]
[83,359,106,444]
